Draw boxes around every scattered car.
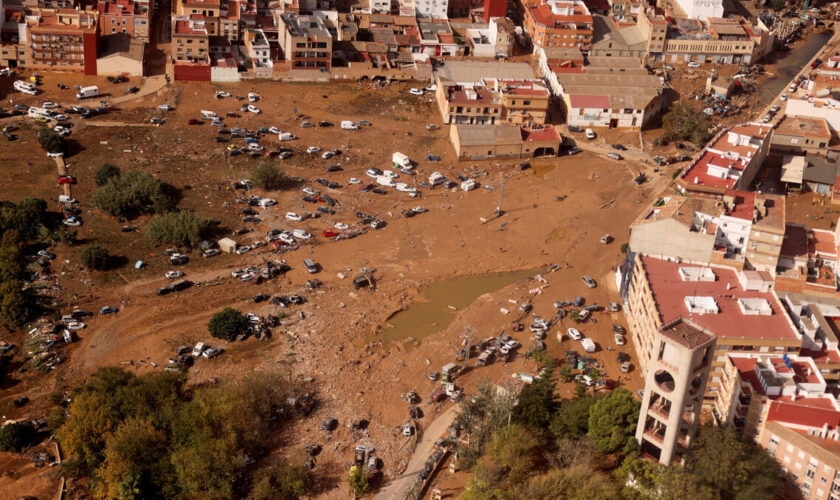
[567,328,583,341]
[301,121,315,128]
[165,271,185,279]
[100,306,119,315]
[606,152,623,160]
[687,61,701,68]
[57,175,76,184]
[286,212,303,222]
[306,146,322,154]
[409,88,424,96]
[581,275,597,288]
[585,128,595,139]
[611,144,627,151]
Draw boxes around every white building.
[369,0,390,14]
[785,98,840,132]
[674,0,724,21]
[415,0,447,19]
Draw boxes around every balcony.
[644,428,666,444]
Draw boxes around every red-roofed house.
[98,0,150,40]
[678,122,773,195]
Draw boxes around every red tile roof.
[767,399,840,429]
[723,189,755,221]
[521,126,561,142]
[569,94,609,109]
[640,256,799,341]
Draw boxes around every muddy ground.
[0,73,669,498]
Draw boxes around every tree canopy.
[95,163,122,187]
[208,307,249,342]
[91,170,177,219]
[37,128,67,154]
[661,103,712,145]
[587,388,640,455]
[81,245,112,271]
[251,163,288,191]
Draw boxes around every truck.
[340,120,358,130]
[429,172,445,186]
[460,179,476,191]
[580,338,596,353]
[375,175,395,187]
[303,258,318,274]
[76,85,100,99]
[392,152,411,168]
[441,362,461,378]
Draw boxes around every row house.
[435,79,550,125]
[276,13,332,70]
[175,0,241,41]
[172,15,209,63]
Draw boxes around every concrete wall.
[630,219,716,263]
[97,55,143,76]
[211,65,240,82]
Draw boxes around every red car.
[226,112,240,118]
[360,183,374,192]
[57,175,76,184]
[322,230,338,238]
[188,118,202,125]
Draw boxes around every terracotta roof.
[776,116,832,140]
[568,94,610,108]
[723,189,755,221]
[521,126,561,142]
[767,399,840,429]
[640,256,799,341]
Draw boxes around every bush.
[81,245,112,271]
[251,163,287,190]
[95,163,121,187]
[0,422,37,452]
[671,167,683,180]
[0,280,31,328]
[252,463,314,499]
[91,170,177,219]
[37,128,66,154]
[661,103,712,145]
[620,243,629,254]
[146,211,213,249]
[348,465,369,497]
[208,307,249,341]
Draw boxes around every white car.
[247,105,261,114]
[366,168,381,178]
[248,143,264,152]
[158,104,174,111]
[251,241,266,248]
[409,88,424,96]
[285,212,302,222]
[302,187,317,196]
[62,218,81,226]
[585,128,595,139]
[292,229,312,240]
[334,222,349,230]
[54,126,70,136]
[395,183,413,192]
[235,245,251,255]
[505,340,521,350]
[48,151,65,158]
[248,92,259,102]
[424,84,437,92]
[268,126,281,135]
[614,333,626,346]
[258,198,276,207]
[321,150,335,159]
[307,146,322,154]
[780,93,788,101]
[383,170,398,178]
[278,233,295,245]
[348,177,362,184]
[567,328,583,340]
[165,271,184,279]
[66,321,86,330]
[41,101,59,109]
[687,61,701,68]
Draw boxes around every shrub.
[620,243,629,254]
[37,128,66,154]
[95,163,121,187]
[0,422,37,452]
[661,103,712,145]
[251,163,287,190]
[208,307,249,341]
[252,463,314,499]
[671,167,683,180]
[91,170,177,219]
[81,245,112,271]
[0,280,31,328]
[146,211,213,249]
[348,465,369,497]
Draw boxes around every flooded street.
[375,268,541,343]
[756,32,831,107]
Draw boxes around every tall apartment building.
[25,8,100,75]
[635,318,716,464]
[172,15,209,63]
[98,0,150,40]
[621,254,802,412]
[276,13,332,70]
[520,0,593,51]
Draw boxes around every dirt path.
[375,404,459,500]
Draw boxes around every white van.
[581,338,596,353]
[340,120,358,130]
[582,375,594,386]
[429,172,445,186]
[376,175,395,187]
[461,179,476,191]
[200,110,218,120]
[14,80,38,95]
[28,107,51,120]
[76,85,99,99]
[278,132,296,141]
[192,342,206,357]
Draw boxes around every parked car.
[687,61,701,68]
[409,88,424,96]
[567,328,583,340]
[611,144,627,151]
[606,152,622,160]
[585,128,595,139]
[568,125,583,132]
[581,275,597,288]
[100,306,119,315]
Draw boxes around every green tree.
[81,245,112,271]
[0,230,25,282]
[95,163,121,187]
[56,390,119,472]
[513,361,558,430]
[91,170,177,219]
[0,201,47,240]
[686,425,781,499]
[550,395,598,439]
[0,422,37,452]
[587,388,640,455]
[146,211,213,249]
[516,465,621,500]
[348,465,369,497]
[208,307,249,342]
[661,103,712,145]
[93,418,170,500]
[0,280,31,328]
[37,127,67,154]
[557,365,574,383]
[251,163,287,191]
[252,463,314,499]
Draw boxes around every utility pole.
[496,182,505,215]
